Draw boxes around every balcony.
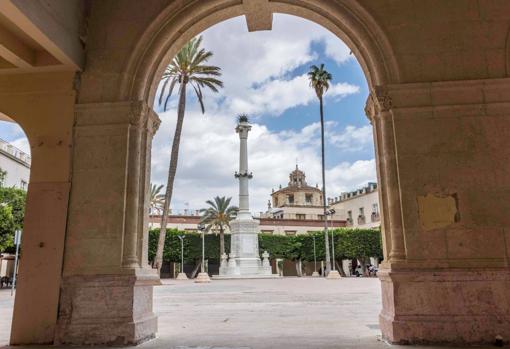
[357,215,366,225]
[371,212,380,222]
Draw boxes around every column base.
[176,272,188,280]
[379,268,510,345]
[55,272,159,345]
[326,270,342,279]
[195,272,211,283]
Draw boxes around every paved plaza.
[0,278,499,349]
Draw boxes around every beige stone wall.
[0,71,75,344]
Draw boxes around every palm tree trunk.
[319,96,331,274]
[219,224,225,257]
[155,81,187,272]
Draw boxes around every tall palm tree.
[149,183,165,215]
[154,36,223,271]
[308,63,333,274]
[200,196,238,256]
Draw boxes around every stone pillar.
[367,80,510,345]
[55,101,161,345]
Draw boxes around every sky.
[151,14,376,213]
[0,14,377,214]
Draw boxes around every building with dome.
[264,165,341,222]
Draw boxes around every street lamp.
[328,209,336,270]
[195,223,211,283]
[176,235,188,280]
[311,234,319,277]
[326,209,341,279]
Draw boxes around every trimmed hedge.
[149,228,382,263]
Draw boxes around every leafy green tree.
[154,36,223,272]
[200,196,238,256]
[0,167,6,187]
[0,187,26,252]
[0,204,15,252]
[335,228,382,275]
[308,63,333,274]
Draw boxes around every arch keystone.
[243,0,273,31]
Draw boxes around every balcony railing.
[357,215,366,225]
[371,212,380,222]
[0,138,31,166]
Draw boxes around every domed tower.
[269,166,323,220]
[289,164,307,188]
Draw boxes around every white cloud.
[152,108,376,212]
[228,74,359,116]
[10,137,31,155]
[323,35,352,65]
[328,125,373,152]
[174,14,359,118]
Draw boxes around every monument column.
[236,119,252,219]
[219,116,273,277]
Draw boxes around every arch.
[118,0,400,106]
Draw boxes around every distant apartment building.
[329,182,380,229]
[0,138,30,189]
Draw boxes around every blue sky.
[0,14,376,213]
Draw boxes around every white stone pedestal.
[327,270,342,279]
[195,272,211,283]
[311,271,320,277]
[176,272,188,280]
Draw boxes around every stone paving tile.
[0,278,500,349]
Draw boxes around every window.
[261,230,274,235]
[318,214,324,220]
[372,203,379,214]
[347,210,353,220]
[285,230,297,236]
[305,194,313,204]
[20,180,27,190]
[359,207,364,216]
[274,197,278,207]
[287,194,294,204]
[296,214,306,220]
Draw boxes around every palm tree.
[308,63,333,275]
[149,183,165,215]
[200,196,238,256]
[154,36,223,272]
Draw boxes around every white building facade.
[0,138,30,189]
[329,182,381,229]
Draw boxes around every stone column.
[235,121,253,219]
[55,101,161,345]
[369,80,510,345]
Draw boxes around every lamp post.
[11,229,22,296]
[176,235,188,280]
[195,223,210,283]
[329,209,336,270]
[326,209,341,279]
[311,235,319,277]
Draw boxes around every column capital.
[75,101,161,132]
[364,88,393,123]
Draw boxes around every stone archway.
[8,0,510,346]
